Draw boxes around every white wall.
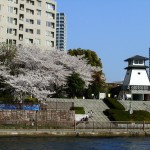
[129,69,150,85]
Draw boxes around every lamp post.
[91,94,95,99]
[129,100,133,114]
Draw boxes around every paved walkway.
[0,129,149,137]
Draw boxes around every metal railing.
[0,120,150,132]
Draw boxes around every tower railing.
[123,85,150,91]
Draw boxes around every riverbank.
[0,129,150,137]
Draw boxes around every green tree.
[85,71,106,99]
[66,72,85,98]
[68,48,107,99]
[68,48,102,67]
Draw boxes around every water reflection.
[0,137,149,150]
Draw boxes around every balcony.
[20,4,24,11]
[19,14,24,21]
[19,34,23,41]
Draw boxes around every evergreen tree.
[68,48,107,99]
[66,72,85,98]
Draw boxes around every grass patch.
[103,98,125,110]
[70,107,85,114]
[104,109,150,121]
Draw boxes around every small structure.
[121,55,150,101]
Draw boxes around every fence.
[75,121,150,132]
[0,118,150,132]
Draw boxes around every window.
[7,17,14,24]
[37,1,41,7]
[37,19,41,25]
[139,60,143,64]
[46,3,55,10]
[26,19,34,24]
[25,29,29,32]
[51,32,54,38]
[134,60,144,65]
[46,30,50,36]
[19,24,23,31]
[51,41,54,47]
[46,40,50,46]
[19,14,24,20]
[37,29,40,34]
[25,28,33,34]
[46,21,50,27]
[134,60,138,64]
[26,19,29,23]
[37,9,41,16]
[8,6,14,13]
[51,23,55,28]
[26,9,34,14]
[8,0,13,2]
[46,12,55,19]
[7,28,13,34]
[6,39,12,44]
[7,28,17,35]
[8,0,18,3]
[36,39,41,45]
[7,17,17,25]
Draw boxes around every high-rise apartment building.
[56,13,66,51]
[0,0,56,48]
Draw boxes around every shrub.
[0,97,14,104]
[130,110,150,121]
[70,107,85,114]
[103,98,125,110]
[24,97,38,104]
[104,109,150,121]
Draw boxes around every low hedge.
[104,109,150,121]
[24,97,38,104]
[0,97,14,104]
[103,98,125,110]
[70,107,85,114]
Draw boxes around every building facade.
[0,0,56,48]
[121,55,150,101]
[56,13,66,51]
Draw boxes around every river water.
[0,136,149,150]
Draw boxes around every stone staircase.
[46,98,110,122]
[119,100,150,112]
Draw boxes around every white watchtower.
[123,55,150,101]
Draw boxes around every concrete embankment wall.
[0,130,150,137]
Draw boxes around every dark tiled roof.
[124,55,149,61]
[124,65,149,69]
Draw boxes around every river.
[0,136,149,150]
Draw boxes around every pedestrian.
[90,110,93,118]
[85,116,88,121]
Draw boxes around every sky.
[56,0,150,82]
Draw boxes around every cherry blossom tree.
[0,44,101,101]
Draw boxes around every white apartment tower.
[0,0,56,48]
[56,13,66,51]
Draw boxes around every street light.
[91,94,95,99]
[129,101,133,114]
